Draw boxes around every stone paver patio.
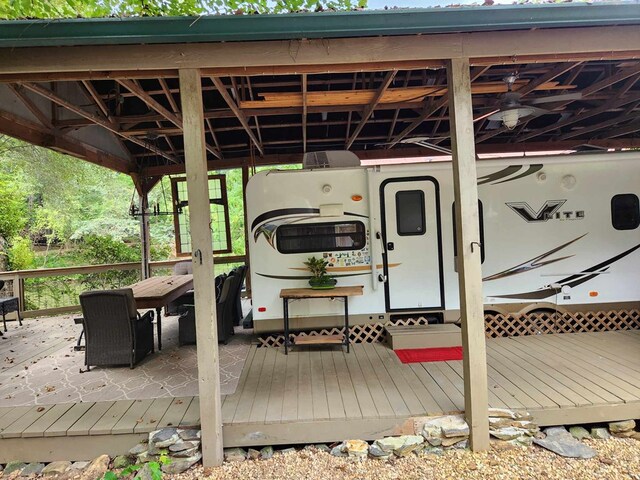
[0,312,252,406]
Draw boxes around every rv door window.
[396,190,426,236]
[611,194,640,230]
[276,221,366,254]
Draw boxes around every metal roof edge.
[1,4,640,48]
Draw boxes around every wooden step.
[385,324,462,350]
[294,334,344,345]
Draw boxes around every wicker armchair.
[79,288,155,370]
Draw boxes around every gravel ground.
[167,438,640,480]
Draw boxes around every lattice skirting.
[256,317,431,348]
[485,309,640,338]
[257,309,640,347]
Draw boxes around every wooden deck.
[1,330,640,460]
[0,396,200,462]
[222,330,640,446]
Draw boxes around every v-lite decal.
[494,242,640,300]
[483,234,586,282]
[478,164,543,186]
[506,200,566,223]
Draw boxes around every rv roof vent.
[303,150,361,169]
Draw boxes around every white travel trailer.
[246,151,640,333]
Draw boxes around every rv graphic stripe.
[494,164,544,185]
[483,234,585,281]
[494,242,640,300]
[477,165,521,185]
[251,208,368,232]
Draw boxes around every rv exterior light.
[537,172,547,182]
[322,184,332,194]
[351,194,363,202]
[561,174,577,190]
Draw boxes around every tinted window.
[396,190,426,236]
[452,201,485,264]
[611,194,640,230]
[276,221,366,254]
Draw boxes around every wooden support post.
[139,192,151,280]
[179,68,224,467]
[446,58,490,451]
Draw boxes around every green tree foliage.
[0,172,26,240]
[7,236,35,270]
[1,0,365,19]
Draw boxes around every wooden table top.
[130,275,193,308]
[280,285,364,299]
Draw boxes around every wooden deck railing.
[0,255,245,318]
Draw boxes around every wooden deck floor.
[1,331,640,460]
[222,330,640,446]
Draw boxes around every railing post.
[14,275,24,316]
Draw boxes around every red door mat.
[395,346,463,364]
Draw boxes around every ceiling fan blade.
[529,92,582,105]
[474,108,500,123]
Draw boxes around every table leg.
[156,307,163,351]
[344,296,350,353]
[283,298,289,355]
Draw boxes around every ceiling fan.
[476,73,582,130]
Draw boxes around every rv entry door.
[381,177,443,311]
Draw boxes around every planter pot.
[309,277,337,290]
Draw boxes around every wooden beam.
[117,79,183,128]
[245,77,264,150]
[517,91,640,142]
[601,119,640,138]
[159,78,180,114]
[7,84,54,130]
[0,108,132,173]
[139,138,640,175]
[558,112,639,140]
[302,74,308,153]
[210,76,264,156]
[346,70,397,149]
[178,68,223,467]
[2,26,640,76]
[387,71,411,142]
[447,57,489,452]
[20,82,178,164]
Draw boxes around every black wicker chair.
[178,274,235,345]
[79,289,155,370]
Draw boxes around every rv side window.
[452,201,485,264]
[611,194,640,230]
[396,190,426,236]
[276,221,366,254]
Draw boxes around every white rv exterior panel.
[247,152,640,331]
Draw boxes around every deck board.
[3,331,640,457]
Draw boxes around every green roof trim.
[1,4,640,48]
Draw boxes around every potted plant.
[304,256,337,289]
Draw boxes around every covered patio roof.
[0,4,639,185]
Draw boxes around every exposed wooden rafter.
[7,84,54,130]
[20,81,178,164]
[346,70,397,149]
[210,76,264,156]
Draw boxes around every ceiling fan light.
[501,109,520,129]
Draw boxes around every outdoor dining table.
[129,274,194,350]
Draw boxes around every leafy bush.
[7,236,35,271]
[0,173,27,240]
[77,235,140,290]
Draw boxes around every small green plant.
[303,256,336,289]
[102,454,170,480]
